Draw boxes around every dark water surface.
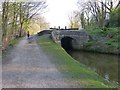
[67,50,119,84]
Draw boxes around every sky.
[43,0,78,28]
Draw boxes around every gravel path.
[2,37,70,88]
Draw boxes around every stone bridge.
[51,30,90,50]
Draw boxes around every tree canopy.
[76,0,120,29]
[1,0,47,49]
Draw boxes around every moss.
[37,35,119,88]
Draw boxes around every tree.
[2,2,9,49]
[2,0,47,49]
[109,7,120,27]
[30,16,50,33]
[77,0,120,28]
[68,11,81,28]
[18,1,47,37]
[80,12,86,28]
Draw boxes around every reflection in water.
[67,51,119,84]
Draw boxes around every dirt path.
[2,36,70,88]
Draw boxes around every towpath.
[2,36,71,88]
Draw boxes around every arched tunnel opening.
[61,37,74,51]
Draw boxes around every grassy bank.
[84,27,120,55]
[37,34,119,88]
[2,37,22,57]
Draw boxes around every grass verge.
[2,37,22,58]
[37,35,119,88]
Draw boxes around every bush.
[109,8,120,27]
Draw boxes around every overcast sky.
[43,0,78,28]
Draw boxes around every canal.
[67,50,119,85]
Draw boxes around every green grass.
[3,37,22,58]
[86,27,120,37]
[9,38,19,47]
[37,35,119,88]
[84,27,120,54]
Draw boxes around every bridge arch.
[61,37,75,51]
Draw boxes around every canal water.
[67,50,119,85]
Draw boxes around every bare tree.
[18,1,47,36]
[2,0,47,49]
[77,0,119,28]
[68,11,81,28]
